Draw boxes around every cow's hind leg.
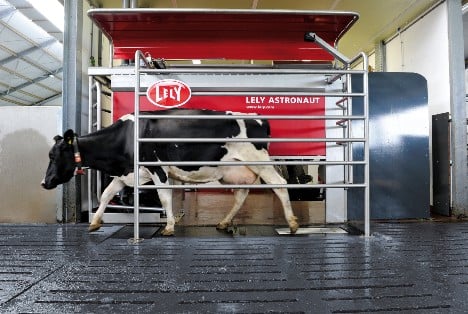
[149,168,175,236]
[256,166,298,234]
[217,188,250,230]
[157,188,175,236]
[89,177,125,232]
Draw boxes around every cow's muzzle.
[41,179,56,190]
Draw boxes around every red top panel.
[88,9,358,61]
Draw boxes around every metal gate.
[130,44,369,239]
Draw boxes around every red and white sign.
[146,79,192,108]
[114,87,325,156]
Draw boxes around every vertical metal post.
[95,82,102,203]
[132,51,142,243]
[346,71,353,185]
[362,52,370,237]
[62,0,83,223]
[447,0,468,215]
[88,76,93,224]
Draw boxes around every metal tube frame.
[132,38,370,239]
[88,77,102,224]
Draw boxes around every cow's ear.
[53,135,63,143]
[63,129,75,145]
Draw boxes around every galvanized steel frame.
[132,43,370,240]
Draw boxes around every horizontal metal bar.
[137,67,367,75]
[193,91,365,97]
[136,114,366,120]
[137,91,365,97]
[137,137,365,143]
[105,204,165,212]
[138,160,366,167]
[89,66,367,76]
[137,183,367,189]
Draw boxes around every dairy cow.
[42,108,298,235]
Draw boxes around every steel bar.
[137,90,365,97]
[87,77,93,225]
[133,51,143,242]
[362,52,370,237]
[137,137,366,143]
[304,32,350,65]
[138,160,366,167]
[136,114,366,120]
[137,67,366,75]
[137,183,367,190]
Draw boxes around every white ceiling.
[0,0,63,106]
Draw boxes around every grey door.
[432,112,451,216]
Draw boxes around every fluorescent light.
[26,0,64,32]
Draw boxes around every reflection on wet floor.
[0,222,467,313]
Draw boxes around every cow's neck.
[75,120,134,176]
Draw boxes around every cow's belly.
[168,165,257,185]
[168,166,223,183]
[117,167,152,186]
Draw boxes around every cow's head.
[41,129,76,190]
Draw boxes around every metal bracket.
[304,32,351,65]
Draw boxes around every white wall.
[0,106,62,223]
[385,3,450,116]
[384,2,449,206]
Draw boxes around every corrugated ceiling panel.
[0,0,63,106]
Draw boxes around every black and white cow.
[42,108,298,235]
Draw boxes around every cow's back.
[138,109,270,171]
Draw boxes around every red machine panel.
[88,9,358,61]
[88,9,357,156]
[113,91,325,156]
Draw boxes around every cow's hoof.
[161,228,174,236]
[88,222,102,232]
[216,221,230,230]
[289,216,299,234]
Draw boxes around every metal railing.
[132,48,370,240]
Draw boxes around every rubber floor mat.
[110,225,161,239]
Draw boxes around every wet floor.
[0,222,467,313]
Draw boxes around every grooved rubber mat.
[0,223,467,313]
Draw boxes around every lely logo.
[146,79,192,108]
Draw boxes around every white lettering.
[156,85,182,103]
[267,96,321,104]
[246,96,265,104]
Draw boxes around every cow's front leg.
[89,177,125,232]
[150,167,175,236]
[217,188,250,230]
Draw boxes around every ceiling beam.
[0,19,61,63]
[33,92,62,106]
[0,98,28,106]
[0,67,62,97]
[0,38,57,67]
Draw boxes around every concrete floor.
[0,222,467,313]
